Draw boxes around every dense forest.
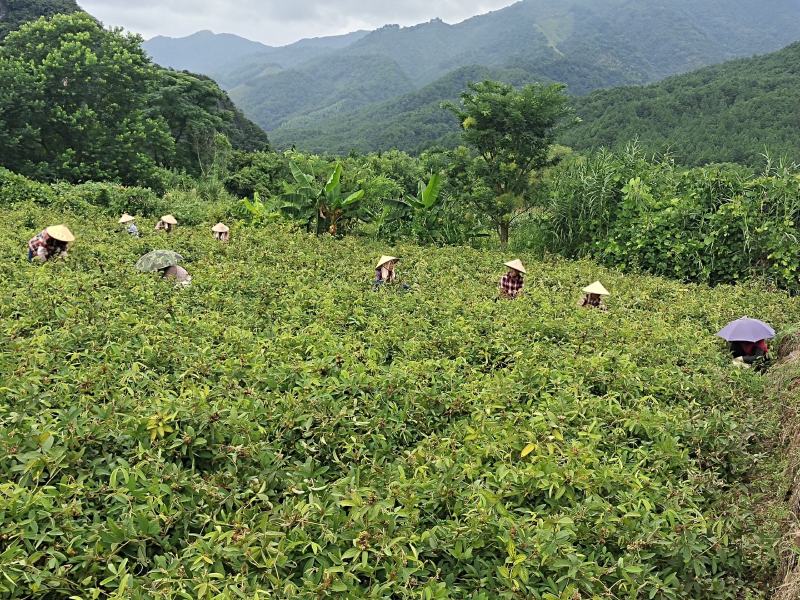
[561,42,800,166]
[0,10,269,187]
[0,0,79,39]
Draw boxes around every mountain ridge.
[195,0,800,153]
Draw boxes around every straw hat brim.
[376,256,399,269]
[161,215,178,225]
[119,214,135,224]
[582,282,610,296]
[212,223,230,233]
[504,260,527,274]
[46,225,75,242]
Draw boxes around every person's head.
[45,225,74,252]
[503,259,526,279]
[586,293,601,305]
[377,256,398,272]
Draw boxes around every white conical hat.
[376,255,398,269]
[118,214,135,224]
[161,215,178,225]
[212,223,230,233]
[583,281,610,296]
[504,259,526,274]
[45,225,75,242]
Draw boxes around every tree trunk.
[498,221,510,247]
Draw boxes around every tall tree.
[445,80,573,244]
[0,12,174,185]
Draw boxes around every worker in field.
[730,339,769,366]
[374,256,398,289]
[212,223,230,242]
[155,215,178,233]
[161,265,192,286]
[579,281,610,310]
[27,225,74,262]
[499,259,526,299]
[119,214,139,237]
[717,317,775,371]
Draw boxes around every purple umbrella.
[717,317,776,343]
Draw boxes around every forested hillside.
[0,0,79,39]
[560,42,800,166]
[218,0,800,152]
[0,10,269,186]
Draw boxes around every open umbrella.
[717,317,776,343]
[136,250,183,273]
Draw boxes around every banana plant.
[405,173,442,213]
[239,191,284,225]
[389,173,445,242]
[282,162,364,235]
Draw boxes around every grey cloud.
[78,0,515,45]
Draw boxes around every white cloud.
[78,0,517,45]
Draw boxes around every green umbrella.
[136,250,183,273]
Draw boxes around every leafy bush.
[541,147,800,290]
[1,201,799,598]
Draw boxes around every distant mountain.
[0,0,80,39]
[142,29,370,85]
[215,0,800,153]
[144,30,271,75]
[560,42,800,167]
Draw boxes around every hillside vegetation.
[2,195,800,597]
[0,12,269,186]
[219,0,800,152]
[0,0,79,39]
[561,42,800,167]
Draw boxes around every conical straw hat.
[161,215,178,225]
[212,223,230,233]
[118,214,135,224]
[376,255,398,269]
[504,259,526,274]
[582,281,610,296]
[45,225,75,242]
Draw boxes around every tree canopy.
[445,81,573,244]
[0,12,173,185]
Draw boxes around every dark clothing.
[580,294,607,311]
[731,340,769,365]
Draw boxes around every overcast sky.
[78,0,518,46]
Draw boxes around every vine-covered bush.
[1,203,799,598]
[544,148,800,290]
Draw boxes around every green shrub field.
[2,204,800,599]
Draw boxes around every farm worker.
[27,225,74,262]
[730,339,769,366]
[119,214,139,237]
[212,223,230,242]
[155,214,178,233]
[161,265,192,286]
[499,259,526,299]
[579,281,610,310]
[374,256,398,289]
